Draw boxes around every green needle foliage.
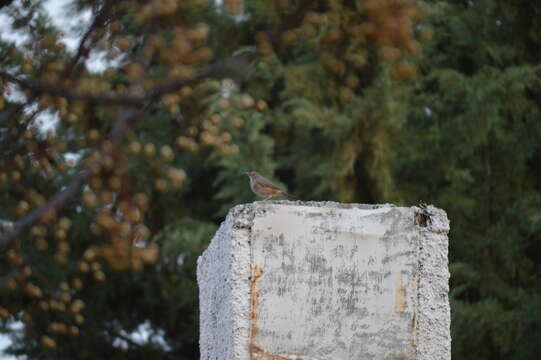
[394,1,541,358]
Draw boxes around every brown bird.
[244,171,295,200]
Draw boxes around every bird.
[244,171,295,200]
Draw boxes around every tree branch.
[104,326,178,360]
[0,23,154,250]
[0,269,18,285]
[0,70,145,106]
[0,0,317,251]
[0,108,143,250]
[0,51,259,107]
[0,0,14,10]
[0,168,90,249]
[269,0,315,48]
[0,102,25,128]
[147,51,258,100]
[0,107,40,153]
[63,0,115,77]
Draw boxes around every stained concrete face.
[197,201,450,360]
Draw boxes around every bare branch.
[147,51,258,100]
[0,0,14,9]
[0,102,25,128]
[0,70,145,106]
[0,18,157,251]
[0,0,317,251]
[104,326,179,360]
[0,107,41,153]
[63,0,115,77]
[0,168,91,249]
[0,108,143,250]
[0,51,258,107]
[269,0,315,48]
[0,269,18,284]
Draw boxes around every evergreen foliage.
[394,1,541,358]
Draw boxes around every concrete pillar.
[197,201,450,360]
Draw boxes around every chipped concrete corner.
[197,201,451,360]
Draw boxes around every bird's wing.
[258,175,283,191]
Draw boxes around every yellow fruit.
[39,301,49,311]
[72,278,84,290]
[160,145,174,161]
[58,217,71,230]
[78,261,90,273]
[30,225,46,237]
[91,261,102,272]
[133,193,149,211]
[69,326,80,336]
[94,270,106,282]
[24,283,43,298]
[89,176,103,191]
[70,299,85,313]
[55,229,67,240]
[140,244,159,263]
[154,178,168,192]
[22,266,32,277]
[87,129,100,141]
[67,113,78,124]
[144,143,156,157]
[36,237,48,251]
[16,201,30,216]
[129,141,142,153]
[240,95,254,108]
[41,336,56,349]
[256,100,268,112]
[0,307,8,319]
[60,292,71,303]
[49,322,67,334]
[75,314,85,325]
[4,279,16,291]
[59,282,70,292]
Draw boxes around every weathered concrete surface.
[197,201,450,360]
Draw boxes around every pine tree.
[393,1,541,358]
[0,0,425,359]
[5,1,539,359]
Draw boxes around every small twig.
[0,107,41,152]
[0,269,18,284]
[0,51,260,106]
[268,0,315,48]
[0,0,14,9]
[63,0,115,77]
[0,168,91,249]
[105,325,179,360]
[0,0,317,250]
[109,328,145,349]
[0,107,144,250]
[0,24,154,251]
[0,70,145,106]
[0,102,25,128]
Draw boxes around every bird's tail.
[283,192,298,200]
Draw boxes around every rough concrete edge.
[196,211,231,359]
[239,200,395,210]
[227,204,257,360]
[415,205,451,360]
[196,203,256,360]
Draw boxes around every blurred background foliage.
[0,0,540,359]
